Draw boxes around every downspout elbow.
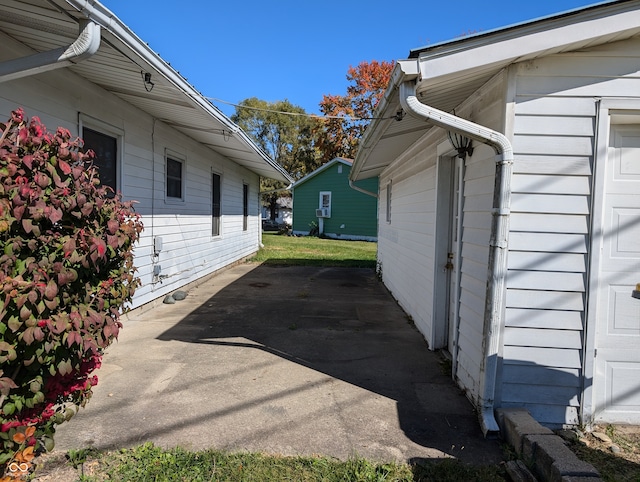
[60,19,102,63]
[349,179,378,199]
[0,20,101,83]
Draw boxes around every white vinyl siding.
[0,40,262,309]
[377,143,439,344]
[498,37,640,425]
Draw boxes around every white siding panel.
[509,232,588,253]
[503,364,581,387]
[461,257,490,287]
[517,76,640,99]
[514,96,596,116]
[514,115,595,137]
[508,251,587,272]
[464,157,496,180]
[463,227,492,247]
[514,135,593,157]
[465,176,494,197]
[503,327,582,349]
[459,290,486,328]
[503,346,582,369]
[507,270,585,292]
[513,155,592,176]
[464,211,493,230]
[510,213,589,234]
[511,194,589,214]
[511,174,591,195]
[505,308,583,330]
[506,289,584,311]
[462,242,490,266]
[377,156,437,348]
[502,383,580,406]
[501,403,579,427]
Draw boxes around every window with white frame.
[319,191,331,217]
[166,156,183,200]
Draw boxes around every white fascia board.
[417,5,640,85]
[351,60,418,182]
[292,158,353,188]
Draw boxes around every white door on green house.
[594,124,640,423]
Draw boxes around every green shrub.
[0,109,143,478]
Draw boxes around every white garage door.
[594,124,640,423]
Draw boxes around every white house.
[0,0,292,308]
[351,0,640,433]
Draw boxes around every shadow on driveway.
[54,263,504,465]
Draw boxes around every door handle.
[445,253,454,271]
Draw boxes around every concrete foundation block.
[496,407,553,455]
[524,434,601,481]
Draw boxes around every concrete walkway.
[54,263,503,465]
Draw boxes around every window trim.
[242,183,249,232]
[78,114,123,193]
[212,172,222,237]
[385,181,392,223]
[165,150,185,202]
[319,191,332,217]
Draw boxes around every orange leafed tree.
[316,60,394,162]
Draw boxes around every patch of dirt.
[563,425,640,481]
[29,452,104,482]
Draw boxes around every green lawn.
[37,443,507,481]
[250,232,378,268]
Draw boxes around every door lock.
[445,252,454,271]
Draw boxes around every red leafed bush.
[0,109,143,478]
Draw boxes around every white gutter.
[348,179,378,199]
[64,0,292,184]
[398,78,513,437]
[0,19,100,83]
[260,184,292,195]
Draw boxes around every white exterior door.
[594,124,640,423]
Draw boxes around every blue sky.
[101,0,605,117]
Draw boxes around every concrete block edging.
[496,408,602,482]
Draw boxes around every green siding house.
[292,158,378,240]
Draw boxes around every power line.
[206,97,395,122]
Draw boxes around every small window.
[166,157,183,199]
[386,181,392,223]
[243,184,249,231]
[318,191,331,209]
[212,173,221,236]
[82,127,117,193]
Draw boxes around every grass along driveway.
[250,232,377,268]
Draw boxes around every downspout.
[0,19,100,83]
[349,179,378,199]
[399,80,513,436]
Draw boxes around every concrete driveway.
[54,263,503,465]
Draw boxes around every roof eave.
[62,0,292,184]
[351,0,640,182]
[292,157,354,188]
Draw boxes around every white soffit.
[0,0,291,183]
